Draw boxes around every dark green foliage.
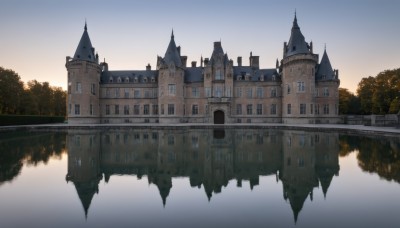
[0,115,65,126]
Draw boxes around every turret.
[66,22,102,124]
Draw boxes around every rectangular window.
[115,88,120,98]
[168,104,175,115]
[134,90,140,98]
[236,104,242,115]
[68,104,71,114]
[192,105,199,115]
[215,69,223,80]
[152,104,158,115]
[300,104,306,114]
[161,104,164,115]
[144,104,149,115]
[90,104,93,115]
[106,105,110,115]
[192,87,200,97]
[297,82,305,92]
[124,89,129,98]
[76,82,82,93]
[226,87,232,97]
[74,104,80,115]
[270,104,277,115]
[257,104,262,115]
[205,87,211,97]
[205,104,209,115]
[257,87,263,98]
[323,88,329,97]
[236,87,242,97]
[271,88,277,97]
[287,84,291,94]
[247,88,253,98]
[168,84,176,95]
[215,86,222,97]
[91,83,96,95]
[124,105,130,115]
[323,104,329,114]
[287,104,291,114]
[134,105,139,115]
[144,90,151,98]
[106,88,111,98]
[115,105,119,115]
[153,89,158,98]
[247,104,253,115]
[316,104,320,114]
[68,83,72,94]
[310,104,314,114]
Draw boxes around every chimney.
[177,46,181,55]
[204,58,209,65]
[146,63,151,71]
[250,55,259,69]
[283,42,287,57]
[310,41,313,53]
[191,61,197,67]
[214,41,221,49]
[180,56,187,68]
[237,56,242,67]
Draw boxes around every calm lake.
[0,128,399,228]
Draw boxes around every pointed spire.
[285,12,310,57]
[293,10,299,28]
[171,29,174,39]
[316,47,335,80]
[84,19,87,31]
[73,22,95,62]
[163,30,182,67]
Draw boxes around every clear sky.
[0,0,399,93]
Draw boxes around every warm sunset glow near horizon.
[0,0,399,93]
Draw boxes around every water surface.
[0,129,399,228]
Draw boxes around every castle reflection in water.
[66,128,339,221]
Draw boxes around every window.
[76,82,82,93]
[168,84,176,95]
[161,104,164,115]
[144,90,151,98]
[215,86,222,98]
[271,88,277,97]
[215,69,223,80]
[106,105,110,115]
[106,89,111,98]
[287,84,291,94]
[144,105,149,115]
[124,89,129,98]
[115,105,119,115]
[90,104,93,115]
[192,105,199,115]
[124,105,130,115]
[192,87,200,97]
[236,87,243,97]
[300,104,306,114]
[168,104,175,115]
[247,104,253,115]
[297,82,305,92]
[134,105,139,115]
[323,104,329,114]
[68,104,71,114]
[323,88,329,97]
[314,88,319,97]
[257,87,263,98]
[310,104,314,114]
[74,104,80,115]
[287,104,291,114]
[236,104,242,115]
[205,104,209,115]
[257,104,262,115]
[134,90,140,98]
[226,87,232,97]
[316,104,320,114]
[115,88,120,98]
[91,83,96,95]
[152,104,158,115]
[125,77,129,83]
[109,77,113,83]
[68,82,71,94]
[205,87,211,97]
[247,88,253,98]
[270,104,277,115]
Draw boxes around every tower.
[281,13,318,124]
[66,22,101,124]
[157,30,185,123]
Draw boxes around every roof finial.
[293,10,299,28]
[171,29,174,39]
[324,43,326,51]
[84,18,87,31]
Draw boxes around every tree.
[356,76,375,114]
[339,88,361,114]
[0,67,24,114]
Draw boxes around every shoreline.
[1,123,399,137]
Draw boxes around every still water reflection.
[0,129,399,227]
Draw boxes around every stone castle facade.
[66,14,340,124]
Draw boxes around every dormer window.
[143,77,148,83]
[125,77,129,83]
[134,77,138,83]
[272,75,276,81]
[260,75,264,81]
[117,77,122,83]
[151,77,155,83]
[292,46,296,51]
[237,75,242,81]
[109,77,113,83]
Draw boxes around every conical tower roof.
[73,181,98,218]
[316,48,335,80]
[163,30,182,67]
[73,22,96,62]
[285,13,310,57]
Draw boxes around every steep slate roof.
[285,13,310,57]
[208,41,229,66]
[73,23,96,62]
[101,70,158,84]
[185,67,203,83]
[162,30,182,67]
[316,49,335,80]
[234,67,280,82]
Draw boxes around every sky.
[0,0,399,93]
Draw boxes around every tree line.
[0,66,66,116]
[339,68,400,115]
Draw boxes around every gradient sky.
[0,0,399,93]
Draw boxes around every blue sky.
[0,0,399,92]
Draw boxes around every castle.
[66,14,340,124]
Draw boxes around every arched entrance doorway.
[214,110,225,124]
